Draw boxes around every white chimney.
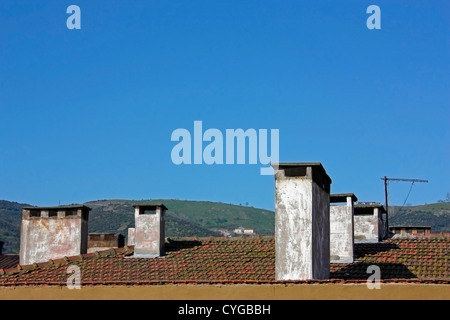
[272,163,332,280]
[330,193,357,263]
[128,203,167,257]
[19,205,90,265]
[354,203,386,242]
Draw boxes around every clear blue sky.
[0,1,449,210]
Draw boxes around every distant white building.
[233,227,255,235]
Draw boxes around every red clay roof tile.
[0,235,448,286]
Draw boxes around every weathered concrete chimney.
[272,162,332,280]
[128,203,167,257]
[354,203,386,242]
[330,193,357,263]
[20,205,90,265]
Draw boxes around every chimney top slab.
[330,193,358,203]
[22,204,91,211]
[132,203,168,211]
[272,162,332,193]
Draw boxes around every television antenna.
[381,176,428,237]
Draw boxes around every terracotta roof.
[0,235,448,286]
[0,255,19,270]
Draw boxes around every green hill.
[0,200,29,255]
[0,199,275,254]
[0,199,448,254]
[389,202,450,233]
[86,199,275,238]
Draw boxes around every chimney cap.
[132,203,168,210]
[22,204,91,211]
[330,193,358,203]
[354,202,386,213]
[271,162,325,169]
[271,162,332,191]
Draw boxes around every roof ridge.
[1,236,449,286]
[387,234,450,242]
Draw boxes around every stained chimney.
[272,162,332,280]
[354,203,386,242]
[129,203,167,257]
[19,205,90,265]
[127,228,136,246]
[330,193,357,263]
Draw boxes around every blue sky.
[0,0,448,210]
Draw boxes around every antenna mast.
[381,176,428,237]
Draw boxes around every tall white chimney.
[330,193,357,263]
[128,203,167,257]
[272,163,332,280]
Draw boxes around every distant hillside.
[0,199,448,254]
[0,200,29,255]
[0,199,275,254]
[86,199,275,237]
[85,199,226,240]
[389,202,450,233]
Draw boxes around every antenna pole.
[380,176,428,238]
[383,176,389,236]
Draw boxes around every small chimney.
[19,205,90,265]
[88,233,125,253]
[330,193,357,263]
[354,203,386,242]
[129,203,167,257]
[272,162,332,280]
[127,228,136,246]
